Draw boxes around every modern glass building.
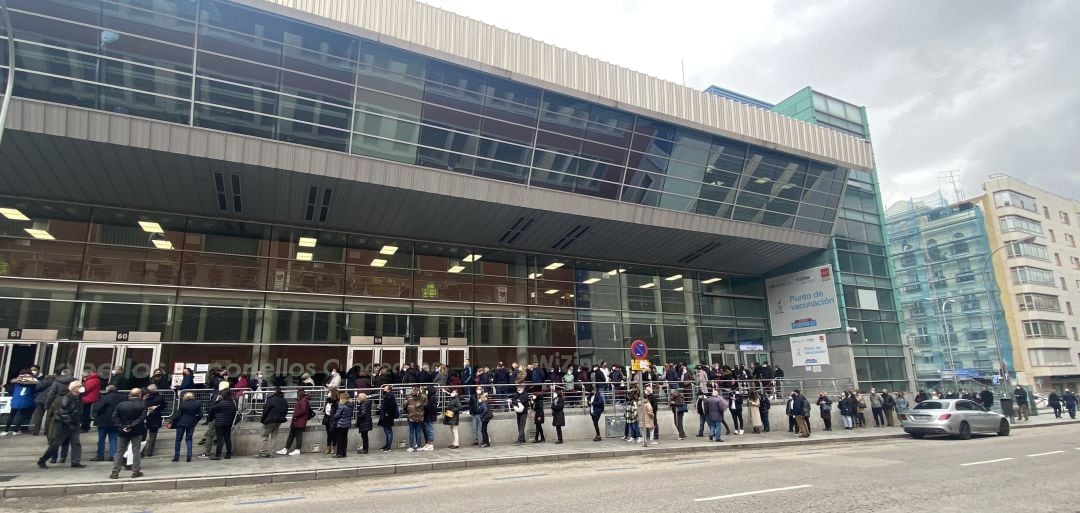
[0,0,886,388]
[885,193,1014,390]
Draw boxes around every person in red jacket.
[278,389,311,456]
[80,370,102,432]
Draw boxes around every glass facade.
[886,194,1014,388]
[0,198,770,379]
[1,0,847,235]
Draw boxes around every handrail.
[0,0,17,147]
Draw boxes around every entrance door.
[709,350,739,368]
[346,348,375,374]
[419,347,442,371]
[742,352,770,367]
[77,344,118,379]
[378,347,405,372]
[117,345,161,389]
[444,347,467,374]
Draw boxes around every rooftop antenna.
[941,169,964,205]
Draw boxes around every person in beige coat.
[638,395,657,446]
[748,391,764,433]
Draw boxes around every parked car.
[900,399,1010,440]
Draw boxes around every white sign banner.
[790,334,831,366]
[765,264,841,336]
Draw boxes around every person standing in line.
[29,371,55,436]
[639,391,657,446]
[669,388,687,439]
[197,381,230,458]
[881,389,897,427]
[895,391,909,415]
[1063,389,1077,419]
[792,390,810,438]
[279,388,311,456]
[405,386,427,452]
[258,387,288,458]
[625,390,640,443]
[531,391,545,443]
[331,392,352,458]
[2,369,37,435]
[1013,385,1030,421]
[747,391,763,434]
[477,392,493,447]
[704,388,728,443]
[469,385,482,446]
[644,386,659,440]
[1048,390,1062,418]
[38,380,86,469]
[377,385,399,452]
[855,391,867,428]
[142,385,165,457]
[511,386,529,445]
[587,385,604,442]
[695,391,708,437]
[838,391,855,430]
[869,388,885,427]
[729,390,744,435]
[89,385,122,462]
[759,393,771,433]
[322,387,340,455]
[422,384,438,451]
[168,392,202,462]
[355,392,372,454]
[816,391,833,431]
[785,393,797,433]
[551,388,566,444]
[109,388,146,479]
[80,370,102,433]
[208,389,237,460]
[443,389,462,449]
[325,367,342,390]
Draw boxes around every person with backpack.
[405,386,427,452]
[587,385,604,442]
[669,387,687,439]
[331,392,353,458]
[355,392,372,454]
[258,387,289,458]
[816,391,833,431]
[377,384,399,452]
[624,389,640,443]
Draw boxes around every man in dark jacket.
[978,388,994,409]
[492,362,510,397]
[1064,389,1077,419]
[511,386,529,445]
[38,379,86,469]
[258,388,289,458]
[143,385,165,457]
[1013,385,1030,421]
[90,385,123,461]
[30,373,55,436]
[377,384,399,452]
[792,390,810,438]
[175,368,194,392]
[422,384,439,449]
[110,389,146,479]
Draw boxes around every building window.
[1066,233,1076,247]
[999,215,1043,236]
[1060,211,1070,225]
[1017,293,1061,313]
[1023,320,1068,339]
[1010,266,1055,286]
[951,239,969,255]
[1043,206,1051,219]
[900,254,916,268]
[908,302,926,318]
[1028,348,1071,365]
[1073,327,1079,342]
[960,294,980,312]
[1055,253,1062,266]
[1005,240,1050,261]
[993,190,1037,212]
[1068,301,1074,315]
[1062,277,1069,290]
[1049,229,1056,242]
[1072,256,1080,269]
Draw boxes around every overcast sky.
[424,0,1080,206]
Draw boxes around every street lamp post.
[982,234,1037,398]
[939,298,958,388]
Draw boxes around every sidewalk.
[0,416,1075,498]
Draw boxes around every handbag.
[677,404,688,413]
[444,410,456,418]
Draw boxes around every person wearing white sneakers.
[279,388,312,456]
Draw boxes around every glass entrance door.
[741,352,770,367]
[377,347,405,372]
[419,347,442,371]
[709,350,739,368]
[445,347,467,375]
[346,348,375,373]
[118,345,161,389]
[77,344,118,379]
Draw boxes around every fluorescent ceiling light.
[152,239,173,250]
[448,265,465,273]
[544,289,559,295]
[463,254,482,262]
[528,273,542,279]
[379,245,399,255]
[754,177,770,184]
[370,258,387,267]
[583,278,601,284]
[607,268,626,276]
[673,287,684,292]
[568,294,574,298]
[665,274,683,281]
[779,184,795,190]
[138,221,164,234]
[544,262,564,270]
[24,228,54,240]
[296,252,313,261]
[298,237,317,248]
[639,282,656,289]
[0,208,29,221]
[702,278,722,284]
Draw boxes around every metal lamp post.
[939,298,958,388]
[982,234,1037,397]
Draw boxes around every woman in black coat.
[168,392,202,462]
[355,393,373,454]
[442,390,462,449]
[377,385,399,452]
[323,387,339,455]
[530,392,545,443]
[208,389,237,459]
[551,388,566,444]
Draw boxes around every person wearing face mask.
[251,372,267,391]
[792,390,810,438]
[377,385,399,452]
[587,385,604,442]
[510,386,529,445]
[705,387,728,443]
[443,389,462,449]
[38,380,86,469]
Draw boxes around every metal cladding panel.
[242,0,873,170]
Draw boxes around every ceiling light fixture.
[702,278,722,284]
[380,245,399,255]
[138,221,164,234]
[665,274,683,281]
[754,177,770,184]
[0,208,29,221]
[673,286,684,292]
[544,262,564,270]
[24,228,54,240]
[448,265,465,273]
[298,237,317,248]
[583,278,601,284]
[607,268,626,276]
[528,273,542,279]
[640,282,656,289]
[152,239,173,250]
[544,289,559,295]
[463,254,482,262]
[370,258,387,267]
[296,252,313,261]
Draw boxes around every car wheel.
[909,432,924,439]
[957,421,971,440]
[997,419,1010,436]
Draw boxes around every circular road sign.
[630,339,649,360]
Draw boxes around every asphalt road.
[10,424,1080,513]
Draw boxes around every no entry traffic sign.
[630,339,649,360]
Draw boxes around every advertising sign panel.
[766,265,841,336]
[790,334,831,366]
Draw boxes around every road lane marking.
[960,458,1014,466]
[1027,451,1065,457]
[368,485,428,494]
[596,466,633,471]
[694,484,812,502]
[494,473,548,480]
[236,497,305,506]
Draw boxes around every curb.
[1,421,1074,498]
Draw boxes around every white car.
[901,399,1010,440]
